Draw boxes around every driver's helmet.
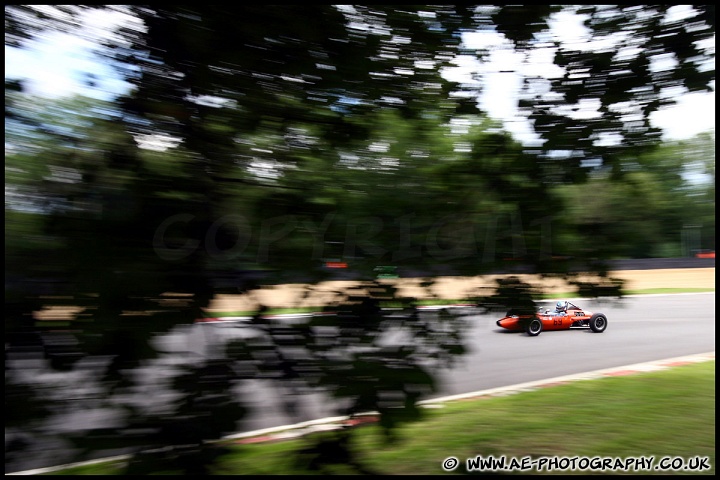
[556,300,567,312]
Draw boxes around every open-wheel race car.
[496,300,608,336]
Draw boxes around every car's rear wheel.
[589,314,607,333]
[526,318,543,336]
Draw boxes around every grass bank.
[207,286,715,317]
[43,360,715,475]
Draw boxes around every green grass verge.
[539,288,714,300]
[43,360,715,475]
[208,288,714,317]
[621,287,715,295]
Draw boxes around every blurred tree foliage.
[502,5,715,181]
[4,4,715,475]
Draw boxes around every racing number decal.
[553,318,562,326]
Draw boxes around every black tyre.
[589,314,608,333]
[526,318,543,336]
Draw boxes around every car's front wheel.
[526,318,543,336]
[589,314,608,333]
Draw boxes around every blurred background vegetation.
[5,5,715,475]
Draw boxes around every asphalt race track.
[6,292,715,474]
[203,293,716,434]
[433,293,716,397]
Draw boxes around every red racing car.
[496,301,608,336]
